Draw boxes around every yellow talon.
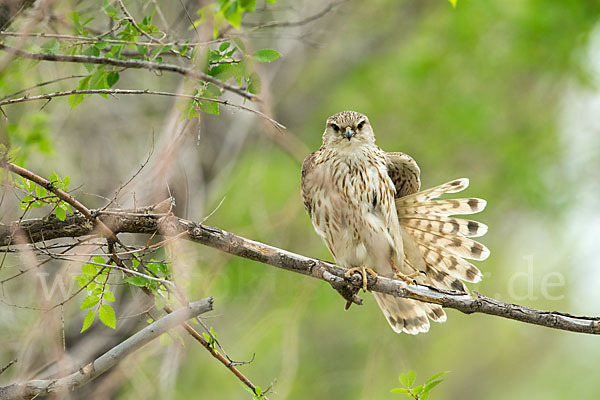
[345,266,378,292]
[389,259,419,285]
[392,271,417,285]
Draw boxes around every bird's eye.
[331,124,340,132]
[357,120,365,130]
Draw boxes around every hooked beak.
[343,128,355,141]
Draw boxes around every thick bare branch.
[2,210,599,335]
[0,43,259,101]
[0,297,214,400]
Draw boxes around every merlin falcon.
[301,111,489,334]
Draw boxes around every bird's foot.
[392,271,418,285]
[345,266,378,292]
[389,259,419,285]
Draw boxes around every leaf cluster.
[391,371,448,400]
[15,173,73,221]
[74,256,117,331]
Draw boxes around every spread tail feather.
[384,178,488,332]
[373,292,446,335]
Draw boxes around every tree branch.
[0,43,259,102]
[0,297,214,400]
[0,89,284,129]
[2,209,599,335]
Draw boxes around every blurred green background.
[2,0,600,399]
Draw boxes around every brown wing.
[300,151,318,216]
[386,152,421,198]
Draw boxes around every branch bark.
[2,209,599,335]
[0,297,214,400]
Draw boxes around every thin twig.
[0,89,285,130]
[243,1,343,29]
[0,75,86,101]
[0,360,16,376]
[117,0,165,44]
[162,304,266,397]
[0,43,259,101]
[102,135,155,210]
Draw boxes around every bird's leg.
[345,266,378,292]
[389,259,417,285]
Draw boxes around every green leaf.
[81,309,95,332]
[69,93,86,107]
[197,99,219,115]
[208,49,222,64]
[158,262,169,276]
[55,206,66,221]
[252,48,281,63]
[93,256,105,264]
[102,0,119,18]
[425,371,448,384]
[95,41,109,49]
[71,11,81,30]
[224,1,242,29]
[83,46,100,57]
[248,72,261,94]
[146,262,159,275]
[60,202,73,214]
[80,295,100,309]
[399,370,416,388]
[423,380,443,393]
[103,291,116,302]
[69,75,91,107]
[232,37,246,52]
[34,185,45,198]
[240,0,256,12]
[208,63,235,79]
[98,304,116,329]
[421,393,430,400]
[40,39,60,54]
[82,48,100,72]
[412,385,423,395]
[81,263,97,276]
[219,42,230,52]
[137,44,148,55]
[124,276,151,287]
[390,388,409,394]
[448,0,457,7]
[89,70,108,91]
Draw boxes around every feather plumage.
[301,111,489,334]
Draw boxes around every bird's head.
[322,111,375,149]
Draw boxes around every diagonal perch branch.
[0,297,214,400]
[1,209,599,335]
